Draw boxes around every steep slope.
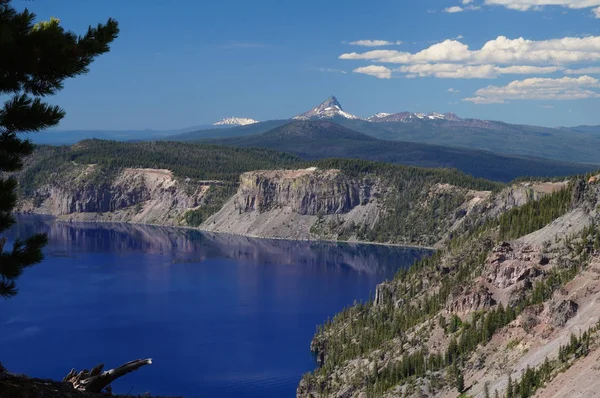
[206,121,597,182]
[297,174,600,398]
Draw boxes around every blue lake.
[0,216,429,397]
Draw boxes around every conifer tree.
[506,374,514,398]
[0,0,118,297]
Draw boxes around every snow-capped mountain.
[293,96,360,120]
[214,117,259,126]
[368,111,462,123]
[293,96,461,124]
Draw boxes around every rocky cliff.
[18,166,212,226]
[201,168,380,240]
[235,168,372,215]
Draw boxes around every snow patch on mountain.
[369,111,463,123]
[214,117,259,126]
[293,96,361,120]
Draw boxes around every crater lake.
[0,215,430,397]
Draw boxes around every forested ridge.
[299,178,600,398]
[18,141,507,242]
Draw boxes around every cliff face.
[18,167,210,226]
[201,168,380,240]
[236,168,372,215]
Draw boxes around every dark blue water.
[0,216,429,397]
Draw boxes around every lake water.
[0,216,430,398]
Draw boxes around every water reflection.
[13,215,431,275]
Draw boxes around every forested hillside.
[298,173,600,398]
[19,140,301,196]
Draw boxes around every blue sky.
[14,0,600,129]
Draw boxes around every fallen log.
[63,358,152,393]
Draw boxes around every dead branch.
[63,358,152,393]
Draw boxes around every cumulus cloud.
[445,6,465,12]
[594,6,600,16]
[447,88,460,92]
[353,65,393,79]
[347,40,402,47]
[340,35,600,66]
[464,75,600,103]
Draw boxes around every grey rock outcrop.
[19,168,209,226]
[446,284,496,314]
[550,299,579,328]
[485,242,543,289]
[202,168,380,240]
[235,168,372,215]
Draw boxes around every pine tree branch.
[0,94,64,134]
[0,132,34,172]
[0,8,119,96]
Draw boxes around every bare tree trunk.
[63,358,152,393]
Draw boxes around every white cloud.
[347,40,402,47]
[315,67,348,74]
[483,0,600,16]
[464,75,600,103]
[484,0,600,11]
[353,65,393,79]
[445,3,481,12]
[396,63,561,78]
[497,65,562,74]
[340,35,600,66]
[565,66,600,74]
[447,88,460,92]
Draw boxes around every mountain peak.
[293,96,360,121]
[214,117,259,126]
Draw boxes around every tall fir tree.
[0,0,118,297]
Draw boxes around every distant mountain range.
[32,95,600,166]
[203,120,597,182]
[171,96,600,165]
[291,95,462,123]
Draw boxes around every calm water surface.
[0,216,430,398]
